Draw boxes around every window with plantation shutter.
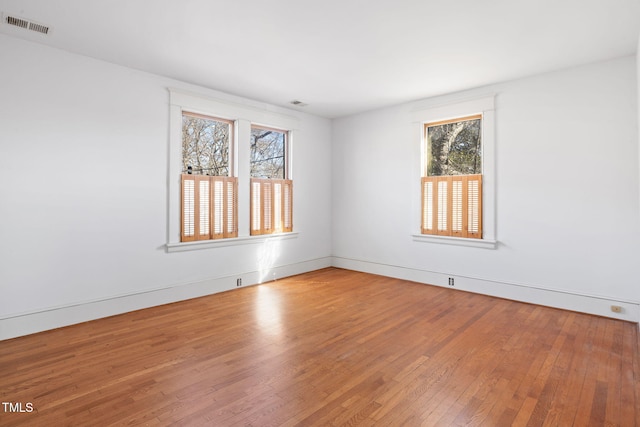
[422,115,483,239]
[168,89,299,251]
[421,175,482,238]
[180,112,237,242]
[250,125,292,235]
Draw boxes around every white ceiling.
[1,0,639,118]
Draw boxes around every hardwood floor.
[1,268,638,426]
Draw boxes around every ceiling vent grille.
[28,21,49,34]
[4,14,50,34]
[6,15,28,29]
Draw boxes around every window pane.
[250,127,285,179]
[427,117,481,176]
[182,114,231,176]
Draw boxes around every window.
[422,115,483,239]
[181,112,237,241]
[167,89,298,251]
[250,125,293,235]
[412,95,495,248]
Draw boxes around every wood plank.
[0,268,637,426]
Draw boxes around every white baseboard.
[0,257,332,341]
[3,255,637,341]
[332,256,640,323]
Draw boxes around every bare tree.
[250,128,285,179]
[182,116,230,176]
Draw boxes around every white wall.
[332,56,640,320]
[0,34,332,339]
[1,33,638,340]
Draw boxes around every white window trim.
[411,95,497,249]
[167,88,298,251]
[166,232,299,253]
[411,234,497,249]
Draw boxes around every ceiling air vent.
[6,15,28,29]
[28,21,49,35]
[4,14,50,34]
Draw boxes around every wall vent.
[4,14,50,34]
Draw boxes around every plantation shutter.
[226,179,238,236]
[422,180,434,234]
[421,174,482,239]
[250,178,293,235]
[181,175,237,241]
[466,176,482,238]
[198,178,211,239]
[212,179,224,237]
[182,177,196,241]
[263,181,273,234]
[436,179,449,235]
[282,180,293,232]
